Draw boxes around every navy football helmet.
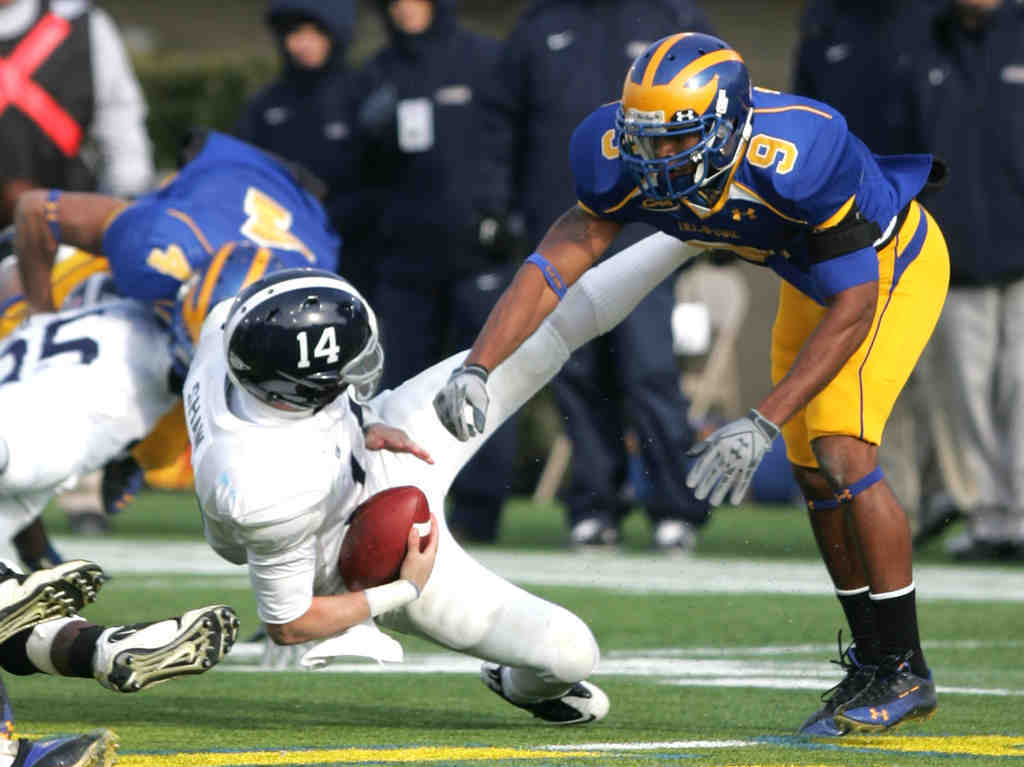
[223,269,383,409]
[615,33,753,208]
[170,241,297,376]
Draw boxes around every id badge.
[397,98,434,153]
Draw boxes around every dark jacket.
[477,0,714,245]
[907,0,1024,285]
[236,0,362,256]
[793,0,933,155]
[357,0,501,281]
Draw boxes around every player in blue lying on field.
[4,130,340,566]
[433,32,948,736]
[12,130,339,313]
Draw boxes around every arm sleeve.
[247,536,319,625]
[88,9,154,197]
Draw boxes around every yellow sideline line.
[117,746,596,766]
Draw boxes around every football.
[338,485,433,591]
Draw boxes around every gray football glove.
[685,408,780,506]
[433,364,490,441]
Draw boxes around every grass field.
[7,493,1023,766]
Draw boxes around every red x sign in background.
[0,13,83,158]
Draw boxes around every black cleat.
[12,729,119,767]
[0,561,106,644]
[797,632,875,736]
[480,663,609,725]
[835,651,937,733]
[94,605,240,692]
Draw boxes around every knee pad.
[806,466,884,511]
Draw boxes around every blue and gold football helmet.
[170,241,298,379]
[615,33,753,208]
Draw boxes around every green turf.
[43,491,972,563]
[19,492,1024,766]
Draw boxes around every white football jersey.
[0,299,177,535]
[186,302,369,625]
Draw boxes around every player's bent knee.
[544,610,600,684]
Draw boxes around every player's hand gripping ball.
[338,486,433,591]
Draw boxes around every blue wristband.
[525,252,567,300]
[44,189,61,244]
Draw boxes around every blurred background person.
[0,0,153,225]
[791,0,961,542]
[904,0,1024,561]
[236,0,371,294]
[355,0,523,544]
[476,0,714,552]
[0,0,154,546]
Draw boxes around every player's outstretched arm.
[13,190,126,312]
[434,205,620,440]
[465,205,620,374]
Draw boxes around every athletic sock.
[836,586,880,664]
[870,584,928,676]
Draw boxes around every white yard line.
[31,537,1024,602]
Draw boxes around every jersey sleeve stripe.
[576,200,599,217]
[753,105,833,119]
[184,242,234,341]
[601,187,641,214]
[168,209,215,256]
[815,195,856,231]
[243,247,273,286]
[100,201,132,235]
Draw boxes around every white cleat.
[93,605,239,692]
[480,662,610,725]
[0,560,106,644]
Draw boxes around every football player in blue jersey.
[434,32,948,735]
[11,131,340,313]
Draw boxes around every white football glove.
[433,364,490,441]
[685,408,780,506]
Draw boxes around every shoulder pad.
[749,91,849,205]
[570,103,636,219]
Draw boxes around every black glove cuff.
[748,408,780,441]
[459,363,489,381]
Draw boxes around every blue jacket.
[357,0,501,281]
[907,0,1024,285]
[477,0,714,244]
[792,0,934,155]
[236,0,362,266]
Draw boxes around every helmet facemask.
[617,96,749,209]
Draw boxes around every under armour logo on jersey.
[928,68,946,87]
[547,30,574,51]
